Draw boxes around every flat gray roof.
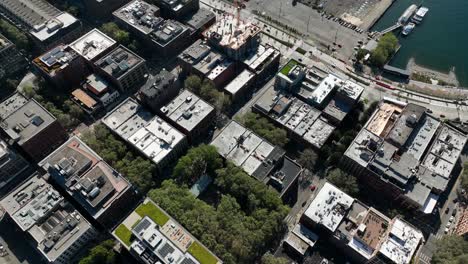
[223,69,255,96]
[39,136,132,220]
[96,45,145,80]
[161,90,214,133]
[113,0,162,35]
[211,120,285,180]
[150,20,187,46]
[103,98,186,165]
[0,0,60,27]
[69,29,116,61]
[0,175,93,262]
[0,139,30,190]
[1,98,56,145]
[183,8,215,31]
[0,92,28,120]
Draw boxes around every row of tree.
[369,33,399,67]
[432,235,468,264]
[238,112,289,147]
[0,19,30,50]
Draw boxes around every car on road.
[445,208,450,214]
[445,227,450,234]
[446,222,451,228]
[452,209,457,216]
[453,198,458,203]
[449,216,455,222]
[309,185,316,191]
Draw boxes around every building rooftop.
[269,156,302,197]
[243,44,280,72]
[140,69,176,98]
[0,175,93,262]
[113,198,222,264]
[422,125,467,179]
[0,0,79,42]
[0,97,56,145]
[157,0,195,12]
[0,93,28,120]
[323,98,352,123]
[304,182,354,232]
[345,99,468,213]
[72,88,98,110]
[69,29,116,61]
[305,74,341,105]
[33,44,80,77]
[211,120,285,181]
[379,218,423,264]
[96,45,145,79]
[151,20,188,47]
[183,8,215,31]
[113,0,162,35]
[103,98,185,165]
[38,136,132,220]
[203,14,260,51]
[178,39,230,76]
[387,104,426,147]
[366,102,404,138]
[338,80,365,101]
[303,118,335,149]
[0,140,30,190]
[223,69,255,96]
[161,90,214,133]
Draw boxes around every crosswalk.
[435,233,444,240]
[418,252,432,264]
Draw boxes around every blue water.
[371,0,468,86]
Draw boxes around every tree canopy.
[432,236,468,264]
[0,19,30,50]
[79,240,116,264]
[298,149,318,171]
[100,22,139,51]
[239,112,289,147]
[173,144,223,184]
[326,169,359,196]
[148,178,288,264]
[81,124,155,193]
[184,75,231,113]
[370,33,398,67]
[261,253,289,264]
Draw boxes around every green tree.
[173,144,223,184]
[0,19,29,50]
[432,236,468,264]
[298,149,317,171]
[185,75,202,92]
[261,253,289,264]
[356,48,369,61]
[240,113,289,147]
[327,169,359,196]
[100,23,130,45]
[79,240,116,264]
[461,162,468,191]
[370,47,388,67]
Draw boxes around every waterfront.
[371,0,468,87]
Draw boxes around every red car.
[310,185,317,191]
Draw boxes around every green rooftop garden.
[115,224,132,247]
[188,241,218,264]
[280,59,298,75]
[135,202,170,226]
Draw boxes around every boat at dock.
[412,7,429,24]
[398,4,418,24]
[402,23,416,36]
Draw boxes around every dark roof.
[140,69,176,98]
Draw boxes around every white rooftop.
[162,90,214,133]
[379,219,423,264]
[224,69,255,95]
[308,74,340,105]
[339,80,365,101]
[30,12,78,42]
[69,29,116,61]
[304,182,354,232]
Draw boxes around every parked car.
[449,216,455,222]
[452,209,457,216]
[310,185,317,191]
[445,227,450,234]
[445,208,450,214]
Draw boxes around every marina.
[371,0,468,87]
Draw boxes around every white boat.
[399,4,418,24]
[412,7,429,24]
[402,23,416,36]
